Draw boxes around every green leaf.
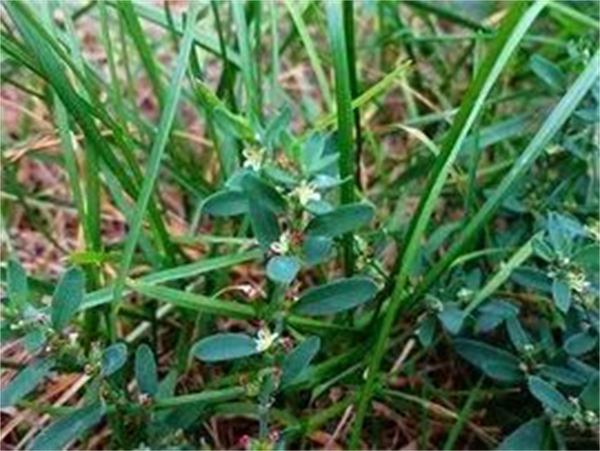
[192,333,258,362]
[242,173,282,250]
[424,50,600,299]
[540,365,587,386]
[552,279,571,313]
[101,343,128,377]
[7,258,29,310]
[303,235,333,266]
[111,3,201,318]
[563,332,597,356]
[437,305,465,335]
[454,338,522,382]
[293,277,377,316]
[527,376,574,415]
[416,315,436,348]
[325,1,355,207]
[247,198,281,251]
[281,336,321,388]
[506,317,532,352]
[51,267,85,332]
[27,403,105,450]
[266,256,301,285]
[573,244,600,274]
[1,358,53,408]
[242,173,287,214]
[530,54,566,91]
[135,344,158,397]
[580,375,599,412]
[203,190,248,216]
[305,203,374,238]
[498,417,546,450]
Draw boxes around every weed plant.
[0,1,599,449]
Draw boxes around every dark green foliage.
[1,1,598,450]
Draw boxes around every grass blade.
[420,49,600,296]
[325,0,357,276]
[350,3,548,446]
[232,1,261,121]
[285,0,332,109]
[111,4,201,339]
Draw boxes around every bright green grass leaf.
[192,333,258,362]
[111,3,200,318]
[305,203,374,238]
[27,403,105,450]
[51,267,84,332]
[498,417,546,450]
[1,358,53,408]
[203,190,249,216]
[101,342,128,377]
[423,50,600,294]
[135,344,158,396]
[527,376,574,415]
[285,0,332,109]
[266,256,301,285]
[130,282,353,334]
[293,277,378,316]
[281,336,321,388]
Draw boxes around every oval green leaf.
[281,336,321,388]
[192,333,258,362]
[101,343,128,377]
[580,375,599,412]
[454,338,522,383]
[7,258,28,311]
[135,344,158,396]
[527,375,574,415]
[266,256,301,285]
[498,417,546,450]
[1,358,53,408]
[51,267,85,332]
[305,203,374,238]
[27,403,105,450]
[242,173,286,214]
[293,277,378,316]
[552,278,571,313]
[563,332,597,356]
[203,190,248,216]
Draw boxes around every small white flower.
[567,271,589,294]
[270,232,291,255]
[255,327,279,353]
[68,332,79,346]
[457,288,473,300]
[586,221,600,242]
[242,147,265,171]
[292,180,321,206]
